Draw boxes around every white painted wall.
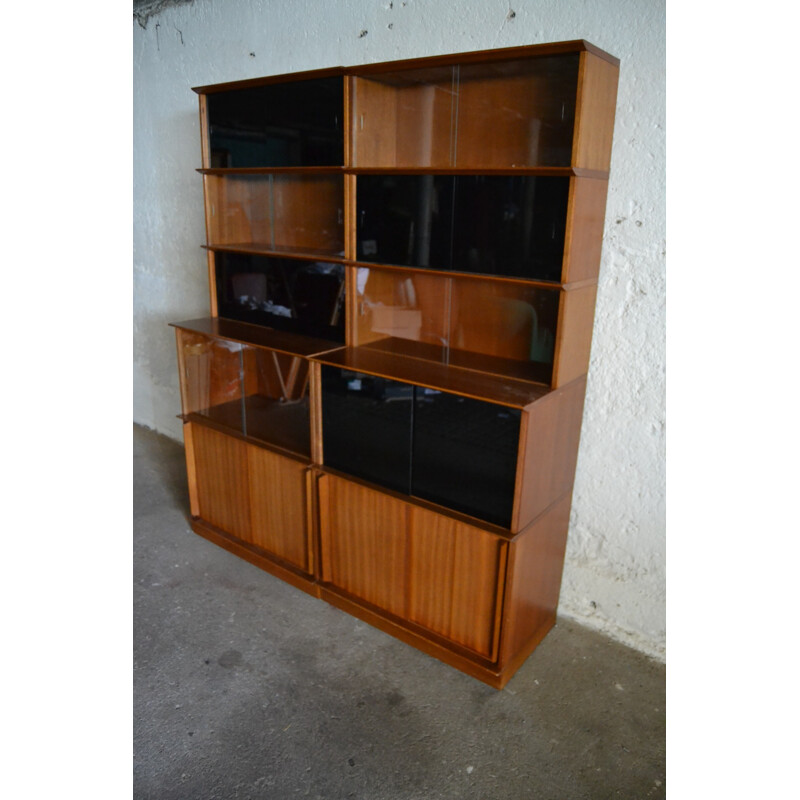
[133,0,666,660]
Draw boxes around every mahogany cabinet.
[171,40,619,688]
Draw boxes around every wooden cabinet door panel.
[192,424,251,540]
[407,506,505,659]
[319,475,408,618]
[246,445,309,572]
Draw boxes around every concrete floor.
[133,424,665,799]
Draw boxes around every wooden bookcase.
[171,40,619,688]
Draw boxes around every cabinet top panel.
[312,346,551,409]
[192,40,618,94]
[170,317,344,359]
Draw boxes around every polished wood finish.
[318,473,506,660]
[572,52,620,172]
[192,423,251,539]
[318,473,408,617]
[309,360,324,466]
[512,376,587,531]
[193,66,346,95]
[562,176,610,283]
[500,492,573,668]
[407,506,506,659]
[349,40,618,78]
[552,283,598,388]
[312,345,550,408]
[170,317,342,359]
[188,422,314,576]
[204,173,344,255]
[246,445,310,571]
[206,249,218,317]
[352,71,454,168]
[176,40,618,688]
[182,421,200,518]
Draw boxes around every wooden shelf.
[349,258,564,289]
[203,243,346,262]
[170,317,344,359]
[198,167,346,175]
[311,346,550,409]
[183,395,311,459]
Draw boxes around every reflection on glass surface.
[320,365,521,526]
[355,267,560,383]
[456,54,580,167]
[216,253,345,342]
[412,391,521,528]
[356,175,568,282]
[180,332,246,435]
[356,175,454,269]
[352,54,580,169]
[207,78,344,168]
[205,173,345,255]
[321,367,413,494]
[179,330,312,456]
[452,176,569,282]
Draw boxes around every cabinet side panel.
[408,507,503,659]
[500,492,572,667]
[572,53,619,172]
[562,177,609,284]
[552,284,598,388]
[515,376,586,531]
[192,425,251,539]
[246,445,309,572]
[321,474,408,617]
[183,422,200,518]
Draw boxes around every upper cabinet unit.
[350,45,617,171]
[203,74,344,168]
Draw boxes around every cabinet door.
[318,473,506,660]
[318,474,408,618]
[246,445,310,573]
[407,506,505,659]
[192,424,251,540]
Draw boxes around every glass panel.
[207,78,344,168]
[455,55,579,167]
[179,331,311,455]
[179,331,246,434]
[356,174,454,269]
[352,67,456,168]
[412,391,521,528]
[241,348,311,456]
[354,267,559,384]
[351,54,579,169]
[205,174,345,257]
[448,279,559,384]
[353,266,450,362]
[451,176,569,282]
[215,253,345,342]
[321,366,413,494]
[356,175,569,282]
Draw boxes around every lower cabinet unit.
[185,422,317,591]
[317,472,506,661]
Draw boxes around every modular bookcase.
[171,40,619,688]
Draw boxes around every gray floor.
[133,424,665,799]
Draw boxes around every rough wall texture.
[133,0,666,659]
